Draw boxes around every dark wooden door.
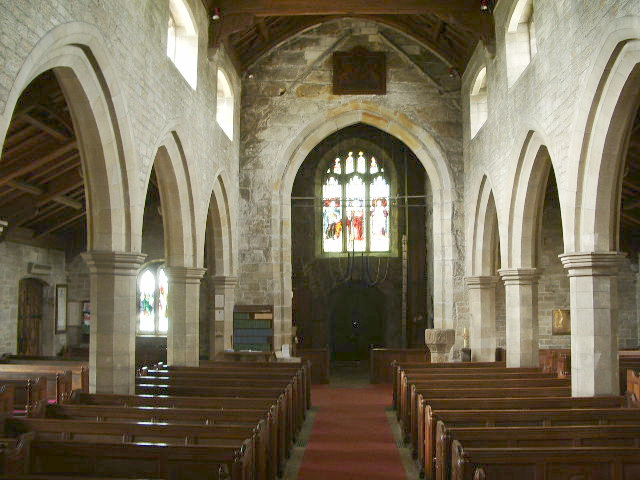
[18,278,44,355]
[330,282,385,361]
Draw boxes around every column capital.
[165,266,207,284]
[497,268,540,285]
[212,275,239,288]
[559,252,627,276]
[82,251,147,275]
[464,275,498,289]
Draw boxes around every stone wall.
[239,18,465,341]
[0,241,67,355]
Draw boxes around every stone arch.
[507,130,559,268]
[0,22,138,252]
[567,18,640,252]
[469,174,500,276]
[145,130,197,268]
[273,101,458,346]
[205,175,233,276]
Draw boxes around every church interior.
[1,0,640,478]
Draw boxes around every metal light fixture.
[212,7,221,21]
[480,0,492,13]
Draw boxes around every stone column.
[211,276,238,357]
[165,267,207,366]
[498,268,540,368]
[560,252,625,397]
[424,328,455,363]
[82,251,146,394]
[465,276,498,362]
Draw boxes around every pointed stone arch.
[469,174,501,277]
[0,22,138,252]
[272,101,458,347]
[567,19,640,252]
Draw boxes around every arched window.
[138,263,169,335]
[217,69,234,140]
[321,150,391,253]
[166,0,198,89]
[506,0,536,86]
[470,67,488,138]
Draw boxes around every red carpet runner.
[297,384,407,480]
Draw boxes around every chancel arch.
[275,102,458,353]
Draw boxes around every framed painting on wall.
[55,284,68,333]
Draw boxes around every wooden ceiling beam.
[37,212,85,237]
[257,19,270,42]
[17,113,70,142]
[0,141,77,188]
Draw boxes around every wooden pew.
[0,377,47,414]
[39,403,280,480]
[426,406,640,479]
[450,441,640,480]
[0,362,88,393]
[436,422,640,480]
[6,417,269,480]
[421,396,628,479]
[5,433,255,480]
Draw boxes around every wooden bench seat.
[0,363,88,393]
[0,377,47,414]
[6,417,269,480]
[424,406,640,480]
[437,423,640,480]
[0,476,162,480]
[9,436,255,480]
[450,441,640,480]
[418,395,626,475]
[40,403,281,480]
[407,384,572,448]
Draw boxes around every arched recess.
[569,30,640,252]
[507,131,557,268]
[0,22,138,252]
[206,175,233,276]
[469,174,501,276]
[144,131,197,268]
[273,101,458,347]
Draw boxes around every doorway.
[18,278,47,355]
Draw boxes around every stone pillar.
[424,328,455,363]
[560,253,625,397]
[465,276,498,362]
[498,268,540,368]
[211,276,238,357]
[82,251,146,394]
[165,267,207,366]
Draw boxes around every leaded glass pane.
[139,270,155,332]
[332,157,341,175]
[167,15,177,61]
[345,152,354,174]
[158,268,169,333]
[346,176,366,252]
[357,152,366,173]
[370,156,379,174]
[322,177,343,252]
[369,176,390,251]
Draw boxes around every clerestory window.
[321,150,391,254]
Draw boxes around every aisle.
[297,384,407,480]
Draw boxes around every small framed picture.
[55,284,68,333]
[552,309,570,335]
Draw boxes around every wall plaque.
[333,47,386,95]
[552,309,571,335]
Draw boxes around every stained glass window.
[138,264,169,335]
[320,150,392,254]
